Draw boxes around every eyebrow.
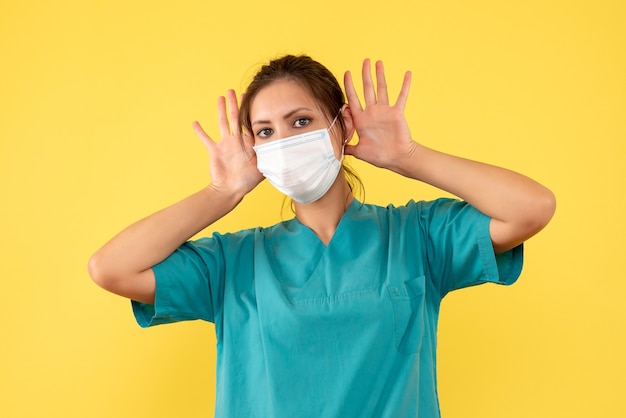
[251,107,314,127]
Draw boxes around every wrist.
[204,184,246,207]
[388,142,428,179]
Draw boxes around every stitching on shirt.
[293,289,377,305]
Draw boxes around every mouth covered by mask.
[253,113,343,204]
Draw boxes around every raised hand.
[344,59,415,172]
[192,89,264,197]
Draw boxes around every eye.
[293,117,310,128]
[256,128,273,139]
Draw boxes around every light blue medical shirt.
[132,198,523,417]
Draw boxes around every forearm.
[89,185,243,286]
[395,143,556,251]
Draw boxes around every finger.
[238,92,252,139]
[344,143,358,157]
[361,58,377,106]
[216,95,230,139]
[235,92,257,152]
[375,60,389,105]
[344,71,363,112]
[225,89,240,137]
[192,121,214,150]
[394,71,412,110]
[241,123,256,151]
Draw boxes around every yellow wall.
[2,0,624,416]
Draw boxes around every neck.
[294,173,354,245]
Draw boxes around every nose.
[272,124,293,141]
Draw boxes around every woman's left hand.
[343,59,415,172]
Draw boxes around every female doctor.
[89,55,556,417]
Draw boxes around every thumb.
[192,121,215,151]
[344,143,359,158]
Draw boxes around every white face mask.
[253,113,343,204]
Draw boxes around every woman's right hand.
[193,89,264,198]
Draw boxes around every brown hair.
[239,54,363,202]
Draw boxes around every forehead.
[250,80,320,120]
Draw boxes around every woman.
[89,55,556,417]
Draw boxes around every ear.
[340,104,355,143]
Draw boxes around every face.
[250,80,344,159]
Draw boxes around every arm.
[344,60,556,253]
[88,90,263,304]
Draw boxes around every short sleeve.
[131,235,228,328]
[415,198,523,297]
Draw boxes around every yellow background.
[1,0,624,416]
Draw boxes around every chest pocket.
[388,275,426,355]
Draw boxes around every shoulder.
[360,198,477,221]
[197,219,296,250]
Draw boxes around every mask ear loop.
[328,104,348,142]
[328,107,342,130]
[327,105,347,158]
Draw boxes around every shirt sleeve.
[131,234,229,328]
[414,198,524,297]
